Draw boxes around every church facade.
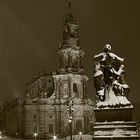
[4,1,95,139]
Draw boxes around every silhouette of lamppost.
[53,135,57,140]
[68,118,72,140]
[67,99,74,140]
[79,132,82,140]
[16,132,18,139]
[34,132,38,140]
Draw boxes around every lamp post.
[16,133,18,139]
[67,99,74,140]
[34,132,38,140]
[69,118,72,140]
[79,132,82,140]
[53,135,57,140]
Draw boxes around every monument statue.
[93,44,131,108]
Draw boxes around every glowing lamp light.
[79,132,82,135]
[69,119,72,122]
[53,135,57,140]
[0,135,2,139]
[34,132,38,137]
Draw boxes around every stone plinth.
[94,107,133,122]
[93,107,139,140]
[93,121,139,140]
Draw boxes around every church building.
[4,1,95,139]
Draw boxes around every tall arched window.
[73,83,78,93]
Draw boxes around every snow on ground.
[0,136,21,140]
[0,135,93,140]
[58,134,93,140]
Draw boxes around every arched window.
[73,83,78,93]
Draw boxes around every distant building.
[0,102,4,132]
[4,97,23,137]
[4,1,95,139]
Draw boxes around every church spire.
[67,0,72,18]
[58,0,85,73]
[65,0,75,24]
[61,0,80,48]
[68,0,72,10]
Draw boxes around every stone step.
[93,121,137,131]
[94,126,137,131]
[93,121,139,139]
[95,121,137,126]
[93,136,139,140]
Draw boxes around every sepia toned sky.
[0,0,140,110]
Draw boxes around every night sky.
[0,0,139,119]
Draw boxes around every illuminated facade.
[4,1,95,139]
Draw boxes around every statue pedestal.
[93,107,139,140]
[94,107,133,122]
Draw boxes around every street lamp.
[34,132,38,140]
[16,132,18,138]
[67,99,74,140]
[69,119,72,123]
[69,118,72,140]
[52,135,57,140]
[79,131,82,140]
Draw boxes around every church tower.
[53,0,95,136]
[57,0,86,100]
[59,1,84,74]
[17,1,95,139]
